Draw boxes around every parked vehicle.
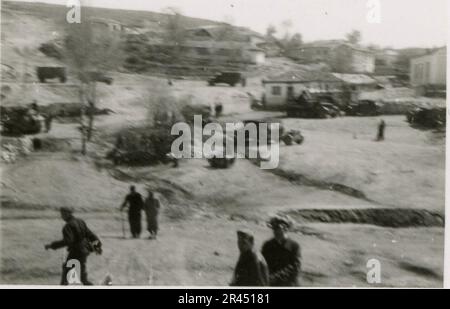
[286,100,340,118]
[406,107,446,128]
[235,119,285,147]
[286,91,341,118]
[36,67,66,83]
[281,130,304,146]
[345,100,380,116]
[208,72,244,87]
[1,106,42,135]
[320,103,341,118]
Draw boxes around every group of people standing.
[121,185,160,239]
[231,216,301,287]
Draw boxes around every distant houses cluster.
[88,16,446,101]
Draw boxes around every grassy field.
[279,116,445,211]
[0,211,444,287]
[1,114,445,286]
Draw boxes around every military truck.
[208,72,244,87]
[36,67,67,83]
[406,107,446,128]
[345,100,380,116]
[1,106,42,136]
[286,92,341,118]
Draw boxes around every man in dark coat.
[261,216,301,286]
[230,230,269,286]
[144,190,160,239]
[45,207,102,285]
[376,119,386,141]
[121,185,144,238]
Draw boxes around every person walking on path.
[45,207,102,285]
[144,190,161,239]
[376,119,386,141]
[120,185,144,238]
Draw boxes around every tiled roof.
[264,70,341,83]
[411,46,447,60]
[332,73,376,84]
[299,40,372,53]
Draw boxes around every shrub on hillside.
[39,42,63,60]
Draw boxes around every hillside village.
[0,1,447,287]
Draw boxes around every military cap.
[267,215,293,229]
[60,206,74,214]
[237,229,254,242]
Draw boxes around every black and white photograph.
[0,0,448,290]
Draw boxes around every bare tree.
[346,30,362,45]
[266,24,277,37]
[281,19,293,40]
[162,7,187,62]
[63,15,123,154]
[212,17,237,67]
[288,33,303,49]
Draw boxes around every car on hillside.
[208,72,244,87]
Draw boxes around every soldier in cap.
[261,216,301,286]
[230,229,269,286]
[44,207,102,285]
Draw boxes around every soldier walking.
[45,207,102,285]
[261,216,301,286]
[230,230,269,286]
[120,185,144,238]
[376,119,386,141]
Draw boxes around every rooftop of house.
[89,17,124,26]
[332,73,377,85]
[185,24,265,41]
[257,35,285,49]
[358,87,416,101]
[411,46,447,60]
[263,69,341,83]
[146,38,263,51]
[298,40,373,54]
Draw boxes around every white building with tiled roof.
[262,70,342,107]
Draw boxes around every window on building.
[287,86,294,98]
[414,65,420,81]
[272,86,282,95]
[418,63,424,82]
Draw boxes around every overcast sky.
[10,0,448,48]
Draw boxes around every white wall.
[410,48,447,86]
[352,51,375,73]
[263,82,341,106]
[243,50,266,65]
